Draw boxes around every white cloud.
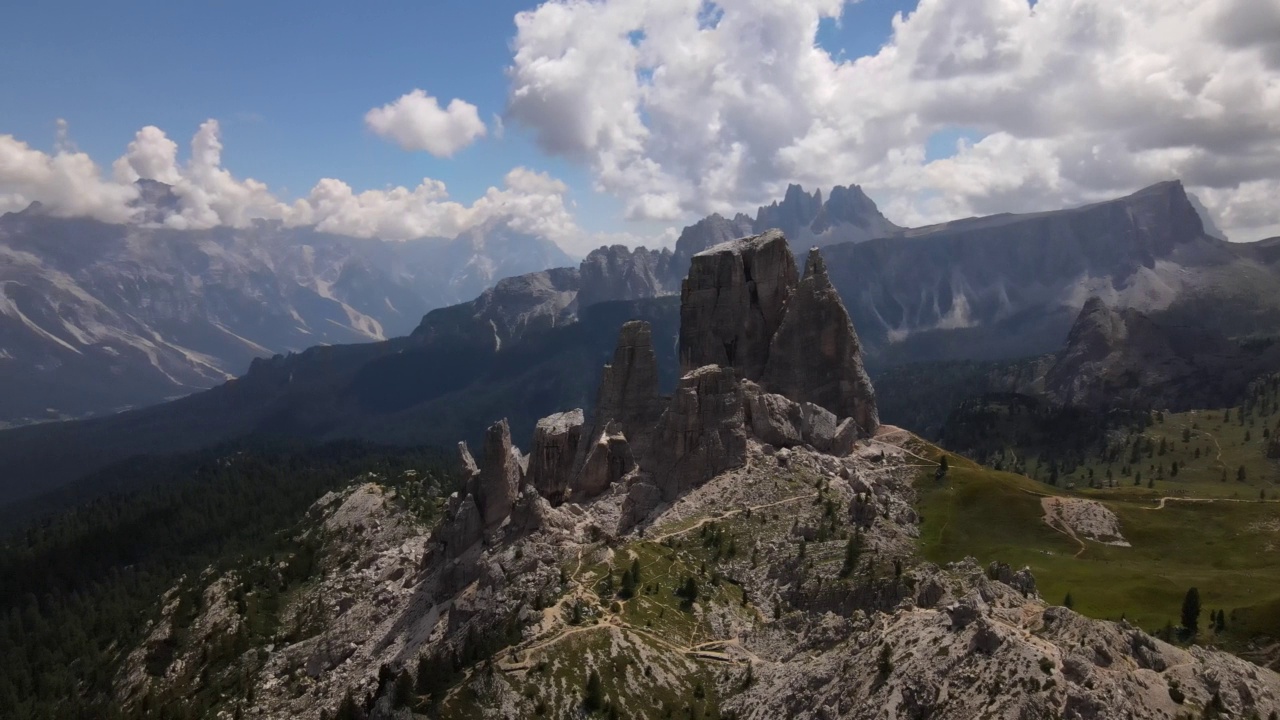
[0,125,138,222]
[0,120,587,252]
[364,89,487,157]
[508,0,1280,240]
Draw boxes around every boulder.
[763,247,879,436]
[527,409,584,505]
[648,365,748,500]
[475,419,522,528]
[573,422,635,500]
[800,402,838,452]
[679,231,799,379]
[743,383,804,447]
[830,418,863,456]
[620,479,664,531]
[743,383,839,452]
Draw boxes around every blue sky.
[0,0,918,236]
[3,0,1277,246]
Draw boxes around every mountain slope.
[821,181,1280,366]
[0,201,572,425]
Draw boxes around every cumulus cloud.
[365,90,487,157]
[508,0,1280,240]
[0,120,588,251]
[0,125,138,222]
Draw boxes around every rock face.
[475,419,523,528]
[573,421,635,500]
[764,249,880,436]
[577,245,674,308]
[1036,296,1268,411]
[527,410,584,506]
[742,382,841,452]
[666,183,899,285]
[437,493,483,560]
[679,231,799,380]
[647,365,748,500]
[587,320,665,464]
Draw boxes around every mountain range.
[0,183,573,426]
[4,179,1280,511]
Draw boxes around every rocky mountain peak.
[679,230,799,379]
[437,230,880,539]
[1033,295,1262,411]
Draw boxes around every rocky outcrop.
[436,493,483,560]
[573,422,635,500]
[647,365,748,500]
[679,231,799,379]
[665,183,899,286]
[577,245,674,308]
[475,419,523,528]
[458,441,481,481]
[586,320,665,464]
[764,248,879,436]
[527,410,584,506]
[1037,296,1267,411]
[669,213,756,281]
[742,382,839,452]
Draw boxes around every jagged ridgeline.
[97,232,1280,720]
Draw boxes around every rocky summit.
[112,229,1280,720]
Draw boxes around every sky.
[2,0,1278,255]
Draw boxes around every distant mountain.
[822,181,1280,367]
[1024,297,1280,411]
[7,180,1280,511]
[667,182,900,276]
[0,189,573,425]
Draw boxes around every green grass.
[1041,408,1280,501]
[915,439,1280,652]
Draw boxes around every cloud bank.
[1,120,594,251]
[507,0,1280,240]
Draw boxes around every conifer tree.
[1181,587,1201,635]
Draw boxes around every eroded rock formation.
[586,320,664,464]
[679,230,798,379]
[441,229,880,536]
[475,419,523,528]
[648,365,748,501]
[764,249,879,435]
[527,410,584,506]
[573,421,635,501]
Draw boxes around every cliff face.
[678,230,799,380]
[822,180,1243,365]
[1035,296,1273,411]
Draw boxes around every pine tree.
[1181,587,1201,635]
[877,643,893,676]
[839,531,863,579]
[619,566,636,599]
[1238,465,1248,482]
[393,669,414,708]
[583,670,604,712]
[1063,592,1074,610]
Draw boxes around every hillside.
[0,197,573,425]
